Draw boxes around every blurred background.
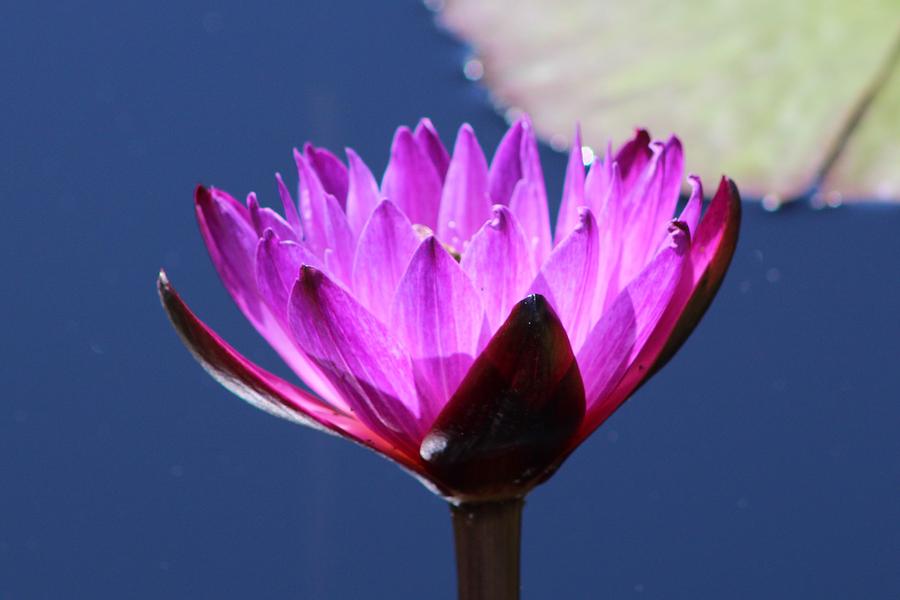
[2,1,898,598]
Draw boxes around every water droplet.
[447,220,457,229]
[762,194,781,212]
[765,267,781,283]
[463,58,484,82]
[580,145,595,166]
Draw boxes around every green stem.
[450,498,524,600]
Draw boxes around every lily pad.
[435,0,900,203]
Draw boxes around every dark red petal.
[157,270,423,471]
[420,294,585,500]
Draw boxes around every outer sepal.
[420,294,585,501]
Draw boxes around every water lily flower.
[159,117,739,503]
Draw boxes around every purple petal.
[573,179,739,448]
[619,137,684,285]
[554,125,586,243]
[275,172,302,236]
[294,151,355,284]
[158,271,419,468]
[679,175,703,235]
[196,186,345,408]
[529,208,600,352]
[256,229,322,320]
[381,126,442,229]
[583,142,613,212]
[351,200,421,321]
[419,294,584,497]
[195,186,262,324]
[345,148,382,238]
[289,266,425,446]
[589,163,625,320]
[414,118,450,182]
[509,179,552,273]
[437,123,493,252]
[247,192,296,241]
[460,205,534,330]
[304,143,349,208]
[488,117,527,206]
[577,222,690,414]
[643,177,741,373]
[391,237,488,423]
[615,129,653,189]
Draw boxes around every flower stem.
[450,498,524,600]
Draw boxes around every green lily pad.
[435,0,900,203]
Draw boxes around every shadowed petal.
[304,143,349,208]
[352,200,420,320]
[460,205,534,330]
[554,126,586,242]
[529,208,599,352]
[419,294,585,499]
[289,267,425,447]
[382,126,442,229]
[391,237,488,423]
[345,148,381,238]
[414,118,450,182]
[576,221,690,426]
[437,124,493,251]
[615,129,653,189]
[157,271,419,468]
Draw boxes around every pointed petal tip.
[194,184,211,206]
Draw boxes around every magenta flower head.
[159,117,740,504]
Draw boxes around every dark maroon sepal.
[420,294,585,500]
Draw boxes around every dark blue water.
[3,2,899,598]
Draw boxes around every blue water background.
[2,1,899,598]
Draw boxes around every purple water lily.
[159,117,740,502]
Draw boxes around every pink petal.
[460,205,535,330]
[196,186,345,410]
[590,162,625,319]
[289,266,425,446]
[576,222,691,419]
[679,175,703,235]
[293,151,355,284]
[615,129,653,190]
[642,177,742,374]
[414,118,450,182]
[583,142,613,213]
[256,229,322,320]
[345,148,382,238]
[509,179,552,273]
[529,208,600,352]
[437,123,493,251]
[619,137,684,285]
[158,271,419,469]
[247,192,295,241]
[381,126,442,229]
[275,172,302,236]
[554,125,586,243]
[391,237,488,423]
[572,179,739,448]
[304,143,349,208]
[488,116,527,206]
[351,200,420,320]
